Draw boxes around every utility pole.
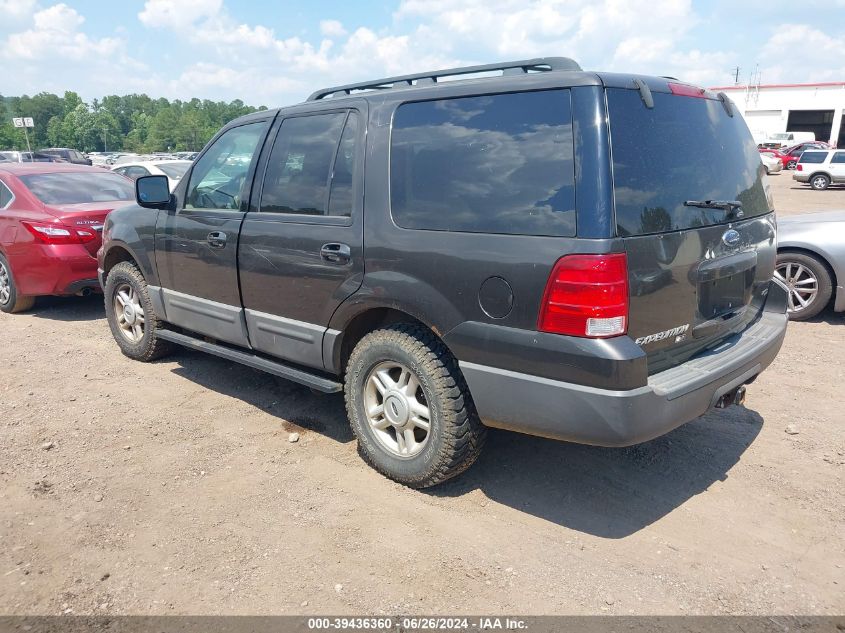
[103,127,108,152]
[732,66,741,85]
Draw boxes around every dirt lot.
[1,173,843,616]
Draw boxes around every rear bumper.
[461,281,789,447]
[12,244,101,296]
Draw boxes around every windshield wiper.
[684,200,744,218]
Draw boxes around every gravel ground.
[0,174,843,616]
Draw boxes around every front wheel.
[345,324,486,488]
[810,174,830,190]
[0,253,35,314]
[104,261,173,361]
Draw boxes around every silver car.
[776,210,845,319]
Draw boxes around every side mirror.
[136,175,171,209]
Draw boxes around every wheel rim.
[0,261,10,306]
[812,176,827,189]
[364,361,432,458]
[774,262,819,314]
[113,283,145,342]
[787,161,796,169]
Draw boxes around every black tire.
[0,253,35,314]
[104,261,173,361]
[775,251,833,321]
[810,174,830,190]
[786,159,797,170]
[345,324,486,488]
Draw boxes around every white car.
[112,160,192,191]
[792,149,845,190]
[760,152,782,175]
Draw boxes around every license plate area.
[698,269,754,319]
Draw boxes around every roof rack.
[306,57,582,101]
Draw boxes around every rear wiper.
[684,200,744,218]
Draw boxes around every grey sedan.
[776,210,845,320]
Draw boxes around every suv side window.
[831,152,845,164]
[186,121,269,210]
[259,112,358,216]
[390,90,576,237]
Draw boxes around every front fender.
[99,205,161,286]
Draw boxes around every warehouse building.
[709,82,845,147]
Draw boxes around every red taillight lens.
[796,164,803,171]
[538,253,629,338]
[668,82,707,98]
[21,221,95,245]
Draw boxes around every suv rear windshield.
[608,89,772,236]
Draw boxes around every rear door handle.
[207,231,227,248]
[320,242,351,263]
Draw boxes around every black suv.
[98,58,788,487]
[38,147,92,165]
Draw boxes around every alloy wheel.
[774,262,819,314]
[113,283,146,343]
[0,261,10,306]
[364,361,432,458]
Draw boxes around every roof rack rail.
[306,57,582,101]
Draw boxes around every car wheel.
[0,253,35,314]
[810,174,830,190]
[104,261,173,361]
[774,252,833,320]
[345,324,486,488]
[786,160,797,170]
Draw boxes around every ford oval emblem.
[722,229,741,246]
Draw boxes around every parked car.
[759,148,792,169]
[760,152,782,175]
[779,142,832,169]
[776,211,845,320]
[760,131,816,149]
[0,150,66,163]
[38,148,92,165]
[793,149,845,190]
[98,58,788,487]
[112,160,192,191]
[0,164,134,313]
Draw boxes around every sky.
[1,0,844,107]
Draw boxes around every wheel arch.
[325,304,452,376]
[777,246,838,289]
[102,242,142,279]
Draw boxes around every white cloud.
[138,0,223,29]
[0,0,37,21]
[320,19,346,38]
[4,3,120,61]
[758,24,845,84]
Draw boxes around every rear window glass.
[20,171,134,205]
[800,152,827,164]
[608,89,771,236]
[156,162,190,179]
[390,90,576,237]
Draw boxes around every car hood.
[778,210,845,225]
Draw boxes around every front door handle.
[320,242,351,263]
[207,231,227,248]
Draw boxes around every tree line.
[0,92,267,154]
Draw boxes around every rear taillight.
[796,164,803,171]
[538,253,629,338]
[21,221,96,245]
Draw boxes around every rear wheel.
[774,252,833,320]
[810,174,830,190]
[786,159,797,170]
[0,254,35,314]
[104,261,173,361]
[345,324,486,488]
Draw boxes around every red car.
[0,164,134,313]
[759,148,792,170]
[779,142,832,169]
